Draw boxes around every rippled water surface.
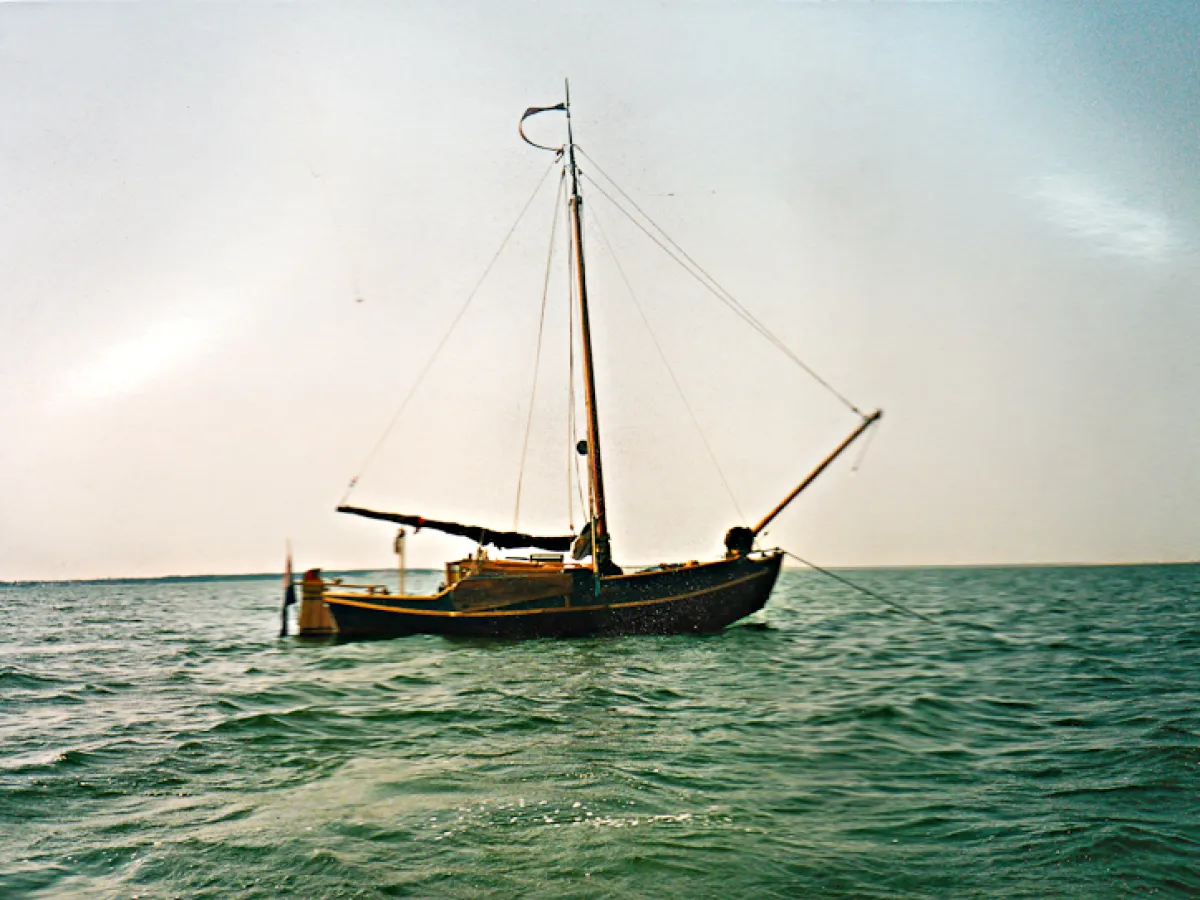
[2,565,1197,898]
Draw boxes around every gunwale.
[322,561,778,620]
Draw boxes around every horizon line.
[4,557,1198,587]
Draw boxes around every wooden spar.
[751,409,883,537]
[564,83,612,565]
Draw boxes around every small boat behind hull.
[321,552,782,639]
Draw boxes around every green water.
[2,566,1197,897]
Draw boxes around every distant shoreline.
[4,559,1198,587]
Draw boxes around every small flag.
[280,542,297,637]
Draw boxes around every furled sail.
[336,506,574,553]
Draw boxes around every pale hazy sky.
[2,1,1198,580]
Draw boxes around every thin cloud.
[1028,172,1182,264]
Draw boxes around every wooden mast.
[564,83,614,572]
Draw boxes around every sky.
[2,1,1198,580]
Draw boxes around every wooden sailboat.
[298,90,880,640]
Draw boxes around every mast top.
[518,84,573,156]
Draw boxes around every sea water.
[1,565,1196,898]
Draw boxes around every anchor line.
[780,550,938,624]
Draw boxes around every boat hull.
[322,552,783,639]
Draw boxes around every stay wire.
[577,150,863,417]
[576,149,768,337]
[514,170,567,529]
[781,550,938,625]
[339,158,560,505]
[587,203,746,523]
[584,173,857,414]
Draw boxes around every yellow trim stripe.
[324,568,771,619]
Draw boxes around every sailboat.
[298,89,881,640]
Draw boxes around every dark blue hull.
[323,553,783,639]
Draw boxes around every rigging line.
[576,148,779,338]
[582,173,859,416]
[514,170,568,530]
[581,168,862,417]
[339,157,561,505]
[577,152,863,417]
[782,549,1012,639]
[582,174,799,384]
[587,203,747,523]
[781,550,938,625]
